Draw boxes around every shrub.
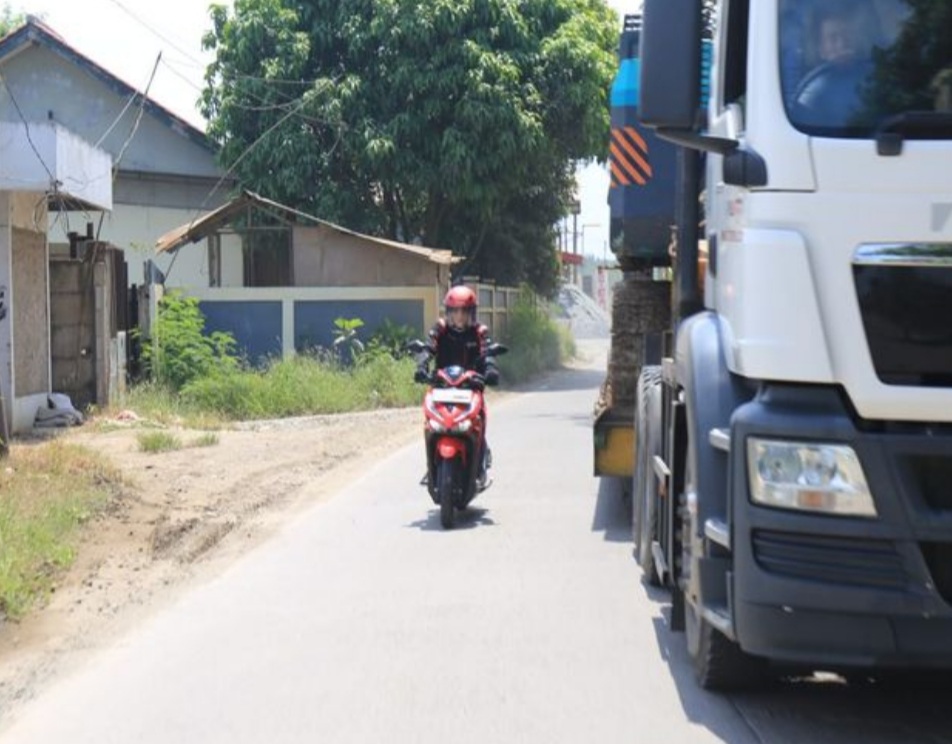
[179,351,418,420]
[138,292,240,391]
[497,287,570,383]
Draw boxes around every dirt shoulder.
[0,404,433,721]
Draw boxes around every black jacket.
[425,319,497,375]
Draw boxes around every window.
[780,0,952,139]
[242,228,292,287]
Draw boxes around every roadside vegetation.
[0,289,572,617]
[126,291,572,423]
[0,442,123,620]
[497,291,576,384]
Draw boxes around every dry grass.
[0,441,123,620]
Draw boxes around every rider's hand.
[414,367,429,384]
[484,368,500,387]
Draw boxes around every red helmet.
[444,286,477,331]
[444,286,477,309]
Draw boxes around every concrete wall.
[49,248,120,412]
[11,227,49,396]
[49,260,96,410]
[0,193,53,433]
[183,286,442,365]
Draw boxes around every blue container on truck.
[608,14,679,268]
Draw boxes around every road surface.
[1,340,951,743]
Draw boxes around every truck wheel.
[633,366,663,585]
[681,459,768,689]
[684,600,768,690]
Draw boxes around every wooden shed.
[154,191,459,362]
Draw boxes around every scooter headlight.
[427,419,445,433]
[747,438,876,517]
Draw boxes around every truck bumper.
[736,601,952,668]
[729,385,952,668]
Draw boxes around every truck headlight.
[747,439,877,517]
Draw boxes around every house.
[0,16,239,433]
[154,191,459,362]
[0,120,113,435]
[0,16,232,289]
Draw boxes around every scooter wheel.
[437,459,456,529]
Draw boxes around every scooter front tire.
[437,458,457,529]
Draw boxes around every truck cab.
[637,0,952,687]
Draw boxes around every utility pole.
[570,198,581,286]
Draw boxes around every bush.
[138,292,240,391]
[179,351,419,420]
[497,288,571,383]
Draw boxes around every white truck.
[632,0,952,688]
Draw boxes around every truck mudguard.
[675,311,754,534]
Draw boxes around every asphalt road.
[2,340,952,743]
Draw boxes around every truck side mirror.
[639,0,703,131]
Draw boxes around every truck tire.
[681,457,769,689]
[685,602,768,690]
[633,366,663,585]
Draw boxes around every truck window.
[781,0,952,138]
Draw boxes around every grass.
[117,381,228,430]
[136,431,183,453]
[0,441,123,620]
[191,433,219,448]
[175,352,419,421]
[135,431,219,453]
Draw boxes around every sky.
[18,0,634,259]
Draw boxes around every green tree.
[201,0,617,295]
[0,5,26,35]
[862,0,952,115]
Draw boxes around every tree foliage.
[863,0,952,114]
[201,0,618,296]
[0,5,25,35]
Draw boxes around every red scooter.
[408,340,507,529]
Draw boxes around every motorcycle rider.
[415,285,500,485]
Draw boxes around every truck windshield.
[780,0,952,139]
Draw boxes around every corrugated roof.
[154,190,459,265]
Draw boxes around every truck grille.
[853,243,952,387]
[752,530,907,590]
